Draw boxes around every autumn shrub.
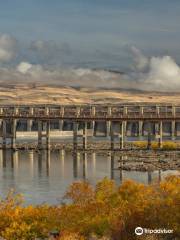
[134,141,179,150]
[0,176,179,240]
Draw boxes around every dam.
[0,104,180,150]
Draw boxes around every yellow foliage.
[134,141,180,150]
[0,176,179,240]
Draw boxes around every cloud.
[0,34,17,62]
[130,46,149,71]
[1,55,180,92]
[17,62,33,74]
[0,38,180,92]
[139,55,180,91]
[29,40,71,64]
[0,61,128,88]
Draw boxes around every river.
[0,149,178,205]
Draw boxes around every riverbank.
[1,141,180,172]
[1,140,180,151]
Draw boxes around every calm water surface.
[0,149,178,205]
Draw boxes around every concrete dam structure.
[0,104,180,150]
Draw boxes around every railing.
[0,112,180,120]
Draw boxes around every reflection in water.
[2,150,6,168]
[82,152,87,179]
[119,156,123,183]
[0,149,178,205]
[158,170,162,182]
[110,153,114,180]
[38,152,42,176]
[28,151,34,177]
[73,152,87,179]
[46,150,50,176]
[148,171,152,184]
[92,152,96,177]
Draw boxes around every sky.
[1,0,180,69]
[0,0,180,91]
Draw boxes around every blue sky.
[0,0,180,70]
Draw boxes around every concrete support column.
[38,120,42,149]
[0,108,3,130]
[171,120,176,140]
[155,122,159,138]
[46,121,50,149]
[59,106,64,131]
[0,108,3,114]
[14,107,19,115]
[2,120,6,149]
[91,106,96,136]
[73,122,78,150]
[156,106,160,115]
[159,121,163,149]
[172,106,176,116]
[76,106,81,117]
[120,121,124,150]
[106,107,112,137]
[123,106,128,115]
[138,121,143,137]
[27,107,34,131]
[147,122,152,150]
[0,119,2,134]
[45,106,49,115]
[110,122,114,150]
[139,106,144,115]
[83,122,87,150]
[11,119,16,149]
[172,106,176,140]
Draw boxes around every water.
[0,149,178,205]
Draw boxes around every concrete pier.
[11,119,16,149]
[83,122,87,150]
[73,122,78,150]
[46,121,50,149]
[110,122,115,150]
[59,106,64,131]
[106,107,112,136]
[158,121,163,149]
[91,106,96,136]
[38,120,42,149]
[120,122,124,150]
[171,120,176,140]
[2,120,6,149]
[138,121,143,137]
[27,107,34,131]
[147,122,152,149]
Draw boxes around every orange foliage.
[0,176,179,240]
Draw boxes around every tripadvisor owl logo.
[135,227,143,236]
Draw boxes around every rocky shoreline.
[1,141,180,172]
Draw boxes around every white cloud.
[130,46,149,71]
[140,56,180,91]
[17,62,32,74]
[0,40,180,92]
[0,56,180,92]
[0,34,17,62]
